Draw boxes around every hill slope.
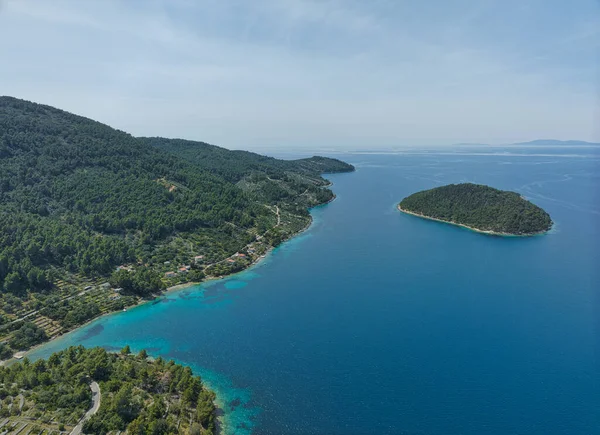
[141,137,353,207]
[140,137,353,182]
[0,96,262,287]
[0,96,354,352]
[398,183,552,235]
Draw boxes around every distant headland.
[512,139,600,146]
[398,183,553,236]
[454,139,600,147]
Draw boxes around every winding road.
[70,382,101,435]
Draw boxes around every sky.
[1,0,599,150]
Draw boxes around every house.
[179,267,188,273]
[227,259,236,264]
[13,352,25,360]
[164,261,171,265]
[194,255,204,263]
[114,288,123,293]
[237,253,247,258]
[165,272,177,278]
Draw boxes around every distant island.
[453,139,600,147]
[512,139,600,146]
[398,183,553,236]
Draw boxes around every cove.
[28,148,600,435]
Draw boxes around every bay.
[29,147,600,435]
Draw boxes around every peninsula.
[398,183,552,236]
[0,346,216,434]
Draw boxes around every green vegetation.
[0,96,354,354]
[140,137,353,183]
[399,183,552,235]
[7,322,47,351]
[0,346,216,434]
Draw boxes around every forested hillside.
[0,346,216,434]
[140,138,353,183]
[141,137,353,207]
[0,96,353,353]
[0,97,262,289]
[399,183,552,235]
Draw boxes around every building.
[194,255,204,263]
[164,272,177,278]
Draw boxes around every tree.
[3,272,23,295]
[196,390,216,431]
[188,423,203,435]
[127,417,148,435]
[114,384,138,422]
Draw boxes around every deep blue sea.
[29,146,600,435]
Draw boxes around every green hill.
[140,137,352,207]
[140,137,353,183]
[0,97,260,285]
[399,183,552,235]
[0,96,354,352]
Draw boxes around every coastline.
[163,193,333,295]
[397,205,550,237]
[16,193,332,362]
[10,193,331,435]
[3,180,343,363]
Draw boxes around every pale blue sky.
[1,0,598,149]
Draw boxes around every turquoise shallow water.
[29,148,600,435]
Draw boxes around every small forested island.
[0,346,216,434]
[0,96,354,357]
[398,183,553,236]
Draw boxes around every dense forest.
[142,137,352,209]
[0,96,353,297]
[399,183,552,235]
[0,96,353,355]
[140,137,353,183]
[0,346,216,434]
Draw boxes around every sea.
[28,146,600,435]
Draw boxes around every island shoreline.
[397,205,550,237]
